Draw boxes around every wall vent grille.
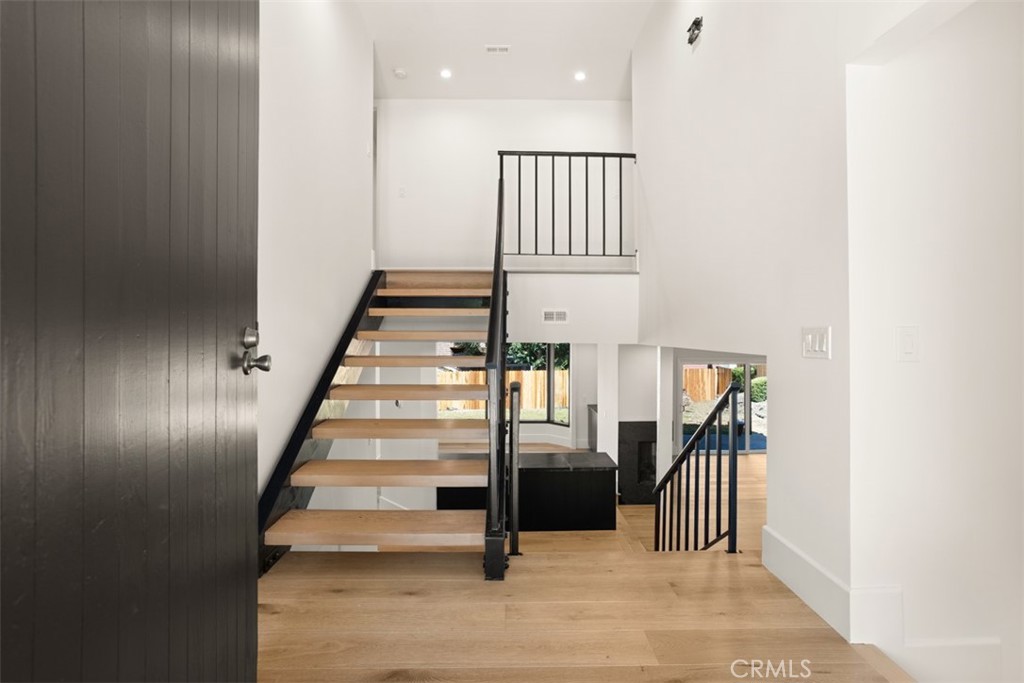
[542,309,568,324]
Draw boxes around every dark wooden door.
[1,1,259,680]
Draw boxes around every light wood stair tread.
[342,355,486,368]
[384,270,492,290]
[329,384,489,401]
[312,418,489,440]
[368,308,489,317]
[355,329,487,342]
[377,288,491,297]
[290,459,488,487]
[264,509,486,547]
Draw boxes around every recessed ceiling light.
[574,71,587,82]
[440,68,452,79]
[393,68,408,80]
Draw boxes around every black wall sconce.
[687,16,703,45]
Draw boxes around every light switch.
[896,326,920,363]
[801,326,831,360]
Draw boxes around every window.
[435,342,570,426]
[506,343,569,425]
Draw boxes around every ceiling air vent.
[542,309,568,324]
[485,44,511,55]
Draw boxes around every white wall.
[619,345,657,422]
[375,99,632,268]
[847,3,1023,680]
[632,0,921,637]
[258,1,374,491]
[507,273,638,344]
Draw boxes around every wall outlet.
[896,326,920,362]
[801,326,832,360]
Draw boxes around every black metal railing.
[483,177,510,580]
[654,382,740,552]
[498,151,636,258]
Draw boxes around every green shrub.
[750,376,768,402]
[731,365,758,385]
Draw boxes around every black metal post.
[727,384,739,553]
[509,382,521,556]
[568,156,572,255]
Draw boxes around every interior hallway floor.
[258,454,904,682]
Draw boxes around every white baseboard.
[851,585,1004,682]
[761,525,851,638]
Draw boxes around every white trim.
[850,584,1004,682]
[762,525,851,638]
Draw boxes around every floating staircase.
[262,270,498,556]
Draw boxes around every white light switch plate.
[896,326,920,362]
[801,326,832,360]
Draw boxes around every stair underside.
[290,459,488,487]
[341,355,487,368]
[328,383,488,401]
[377,288,491,297]
[368,307,489,317]
[264,509,486,547]
[312,418,489,440]
[355,329,487,342]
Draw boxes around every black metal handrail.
[257,270,384,572]
[498,150,637,258]
[654,381,740,553]
[483,176,509,580]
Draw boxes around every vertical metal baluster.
[694,436,700,550]
[534,155,538,256]
[568,156,572,255]
[618,156,624,256]
[517,155,522,254]
[704,430,712,548]
[683,453,690,550]
[717,412,723,538]
[602,157,607,256]
[585,156,590,255]
[654,492,662,551]
[667,476,674,551]
[551,156,555,255]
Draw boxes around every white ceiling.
[355,1,656,100]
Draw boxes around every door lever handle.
[242,351,271,375]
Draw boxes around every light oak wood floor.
[258,455,901,682]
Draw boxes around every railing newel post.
[727,383,739,554]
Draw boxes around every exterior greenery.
[750,376,768,402]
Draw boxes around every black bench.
[437,451,618,531]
